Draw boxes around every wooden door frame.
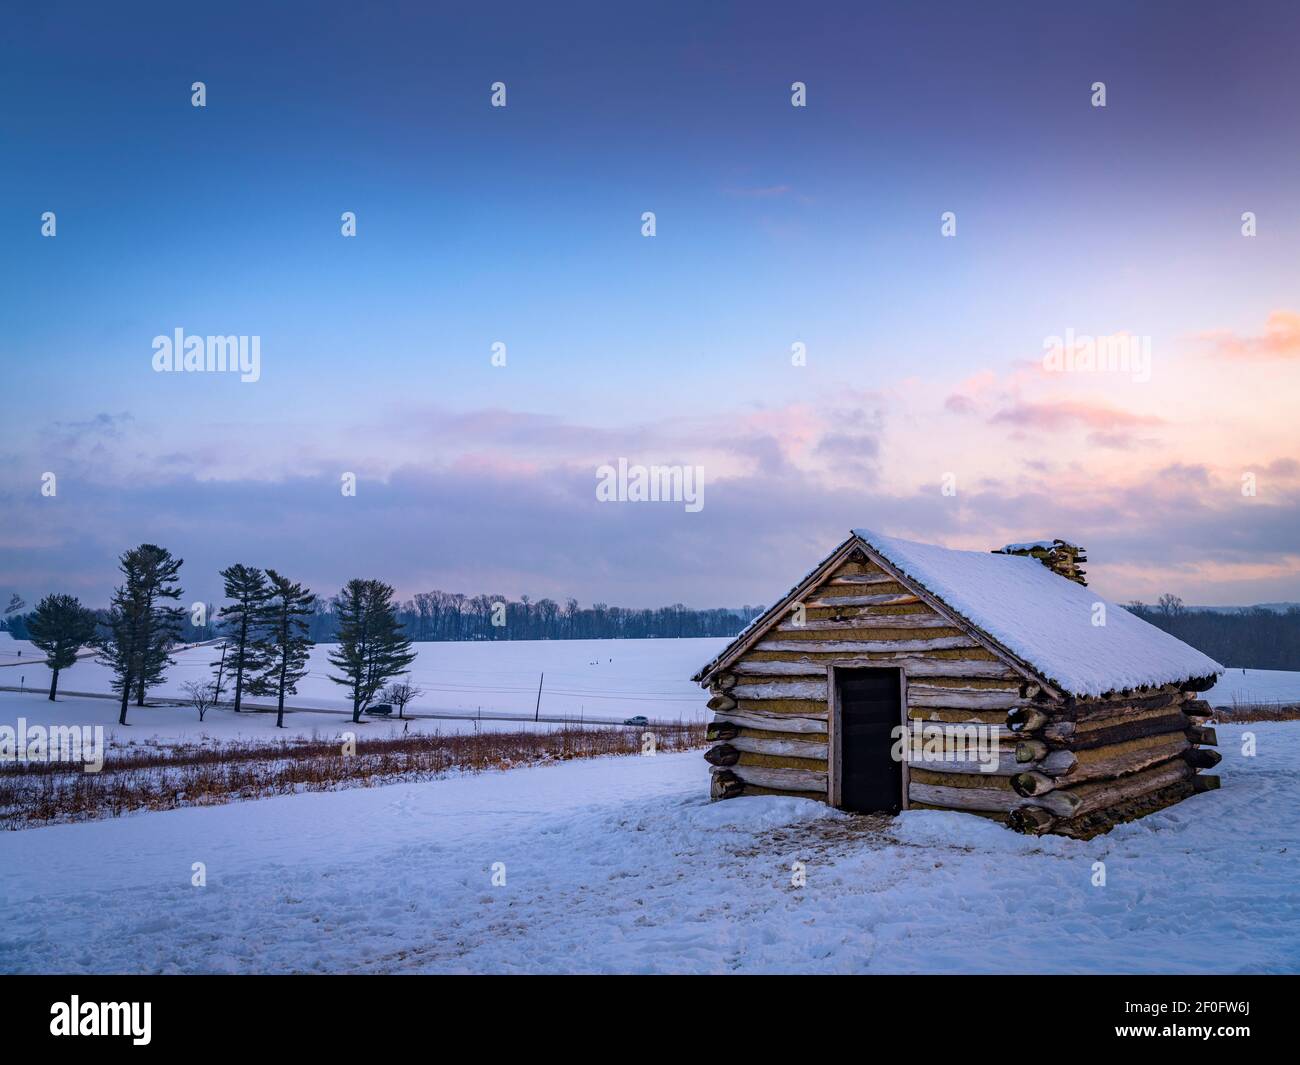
[826,663,909,812]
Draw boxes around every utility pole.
[534,672,544,722]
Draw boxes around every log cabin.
[693,529,1224,838]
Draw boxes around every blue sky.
[2,1,1299,608]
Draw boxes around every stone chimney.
[993,538,1087,585]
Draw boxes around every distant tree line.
[296,592,763,643]
[1126,595,1300,670]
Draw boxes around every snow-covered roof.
[695,530,1224,698]
[852,529,1223,697]
[997,539,1070,553]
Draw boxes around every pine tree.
[26,594,98,700]
[97,544,185,724]
[327,579,417,722]
[214,563,272,713]
[259,569,316,728]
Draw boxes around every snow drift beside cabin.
[853,529,1223,698]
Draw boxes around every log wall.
[700,552,1220,838]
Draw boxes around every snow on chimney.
[993,538,1087,585]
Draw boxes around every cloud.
[989,400,1163,432]
[1201,310,1300,359]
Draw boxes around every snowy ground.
[1,721,1296,974]
[1206,667,1300,708]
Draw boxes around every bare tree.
[180,679,219,722]
[381,678,425,719]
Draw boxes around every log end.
[710,769,745,800]
[1008,805,1056,834]
[1184,747,1223,769]
[1010,771,1053,797]
[1192,773,1222,793]
[704,743,740,767]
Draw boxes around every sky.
[2,0,1298,610]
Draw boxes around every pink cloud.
[1201,310,1300,359]
[989,400,1164,432]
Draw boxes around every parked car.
[623,715,649,727]
[366,703,394,717]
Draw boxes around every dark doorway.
[837,669,903,813]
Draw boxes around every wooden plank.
[907,689,1027,711]
[804,593,920,607]
[776,615,953,632]
[909,782,1024,813]
[730,735,829,760]
[731,679,828,700]
[757,636,979,653]
[825,574,900,586]
[733,657,1016,679]
[713,710,828,735]
[907,746,1021,776]
[730,764,828,792]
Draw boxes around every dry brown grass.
[0,721,707,828]
[1211,702,1300,723]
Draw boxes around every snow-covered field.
[1,721,1296,974]
[1206,667,1300,708]
[3,624,1296,750]
[0,634,730,745]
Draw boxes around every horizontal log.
[775,621,959,638]
[909,782,1023,813]
[736,698,828,714]
[730,735,828,760]
[777,615,952,632]
[1069,711,1190,751]
[1038,749,1077,777]
[729,764,828,792]
[907,745,1019,776]
[803,593,920,608]
[1020,735,1189,792]
[826,573,899,586]
[909,689,1026,711]
[1036,758,1195,820]
[732,657,1016,679]
[757,637,978,654]
[1058,690,1184,723]
[731,680,827,701]
[713,710,828,735]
